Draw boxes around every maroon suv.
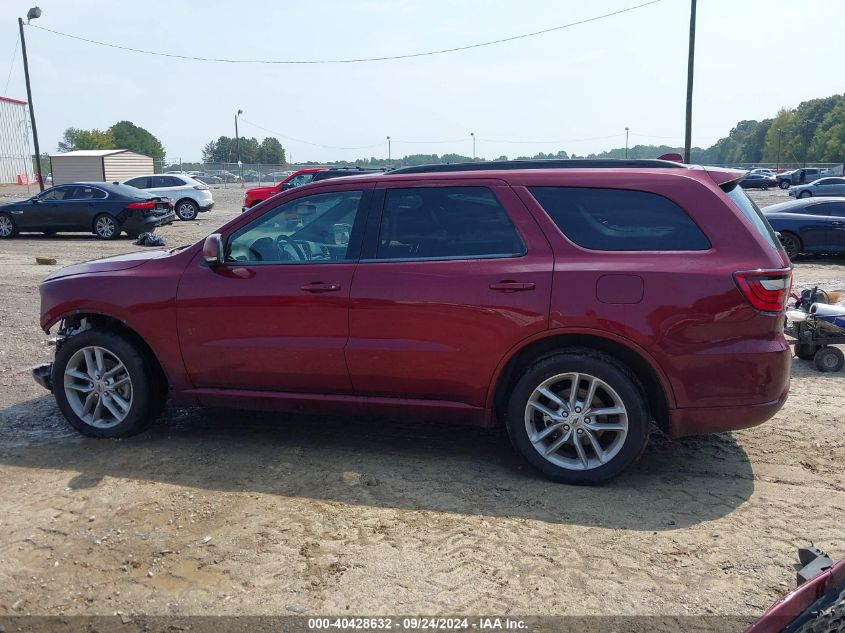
[33,159,792,484]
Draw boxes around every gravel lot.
[0,184,843,625]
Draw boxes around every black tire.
[799,190,812,199]
[761,182,769,191]
[0,212,18,239]
[779,231,802,260]
[93,214,120,240]
[779,180,790,189]
[814,347,844,373]
[52,329,160,438]
[505,351,650,485]
[795,343,818,361]
[175,199,199,221]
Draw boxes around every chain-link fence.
[153,161,314,188]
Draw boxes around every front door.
[346,181,553,408]
[177,185,373,393]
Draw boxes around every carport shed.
[49,150,153,185]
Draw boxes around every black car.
[0,182,175,240]
[763,197,845,259]
[740,173,777,190]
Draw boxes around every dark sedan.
[740,173,777,190]
[763,197,845,259]
[0,182,175,240]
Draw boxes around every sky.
[0,0,843,164]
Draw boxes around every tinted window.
[68,186,106,200]
[529,187,710,251]
[125,177,150,189]
[152,175,178,188]
[228,190,364,264]
[802,203,831,216]
[829,203,845,218]
[375,187,525,260]
[38,186,73,201]
[285,173,314,187]
[725,186,781,252]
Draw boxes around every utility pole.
[235,109,243,187]
[625,127,629,159]
[471,132,475,160]
[683,0,697,164]
[19,8,44,191]
[776,128,783,171]
[387,136,391,163]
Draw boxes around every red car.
[33,159,792,484]
[242,167,327,211]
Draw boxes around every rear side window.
[725,186,781,252]
[375,186,525,260]
[529,187,710,251]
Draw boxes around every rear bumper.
[32,363,53,391]
[668,382,789,438]
[199,202,214,212]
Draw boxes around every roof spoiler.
[703,166,748,192]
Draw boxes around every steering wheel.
[275,234,308,261]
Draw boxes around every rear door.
[817,201,845,250]
[345,179,553,409]
[794,203,833,250]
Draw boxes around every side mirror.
[203,233,225,267]
[31,197,41,204]
[281,183,293,191]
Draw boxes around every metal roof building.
[0,96,35,185]
[49,149,154,185]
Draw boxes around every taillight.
[193,184,209,190]
[734,269,793,312]
[126,201,156,210]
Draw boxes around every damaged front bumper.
[32,363,53,391]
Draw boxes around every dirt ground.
[0,184,843,624]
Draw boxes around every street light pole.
[471,132,475,160]
[19,7,44,191]
[776,129,783,171]
[387,136,391,163]
[683,0,697,164]
[625,127,629,159]
[235,109,243,187]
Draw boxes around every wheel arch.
[51,311,169,394]
[175,197,198,209]
[487,330,674,433]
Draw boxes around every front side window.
[68,186,106,200]
[38,186,72,201]
[285,173,315,188]
[530,187,710,251]
[227,190,364,264]
[374,186,524,260]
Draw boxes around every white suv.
[123,174,214,221]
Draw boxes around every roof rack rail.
[389,159,686,175]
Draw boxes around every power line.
[3,36,19,95]
[479,133,625,144]
[27,1,662,65]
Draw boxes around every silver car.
[789,177,845,199]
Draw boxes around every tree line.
[53,92,844,169]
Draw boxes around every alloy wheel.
[0,215,13,237]
[63,346,133,429]
[95,216,116,238]
[524,372,628,471]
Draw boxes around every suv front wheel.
[53,329,158,438]
[506,352,650,484]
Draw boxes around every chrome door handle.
[300,282,341,292]
[489,281,536,292]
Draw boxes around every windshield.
[725,186,782,253]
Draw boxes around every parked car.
[740,173,777,190]
[763,197,845,259]
[242,170,261,183]
[242,167,327,212]
[123,174,214,221]
[191,173,223,185]
[749,168,776,178]
[206,170,241,183]
[32,159,792,484]
[776,167,836,189]
[788,176,845,199]
[0,182,174,240]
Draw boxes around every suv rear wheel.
[175,199,199,221]
[506,352,650,484]
[53,329,158,437]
